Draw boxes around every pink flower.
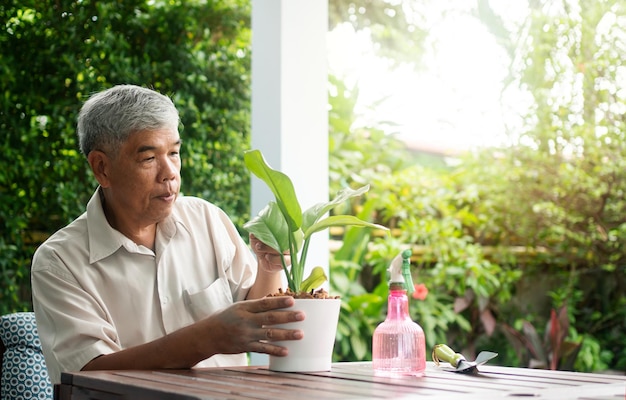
[412,283,428,300]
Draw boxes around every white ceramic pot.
[268,298,341,372]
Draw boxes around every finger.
[264,252,290,261]
[258,309,305,326]
[251,235,288,257]
[248,341,289,357]
[253,239,265,252]
[246,296,295,313]
[250,235,271,252]
[258,327,304,342]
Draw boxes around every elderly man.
[31,84,303,384]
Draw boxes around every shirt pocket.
[184,278,234,320]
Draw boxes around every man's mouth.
[157,192,176,202]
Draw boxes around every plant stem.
[300,238,311,278]
[288,234,300,292]
[280,253,294,291]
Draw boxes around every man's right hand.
[199,295,305,357]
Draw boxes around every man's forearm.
[81,322,208,371]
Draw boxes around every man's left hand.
[250,234,290,274]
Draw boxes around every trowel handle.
[432,344,466,368]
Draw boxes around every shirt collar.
[86,187,187,263]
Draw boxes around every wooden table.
[56,362,626,399]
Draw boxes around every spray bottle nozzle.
[388,248,415,295]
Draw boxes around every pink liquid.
[372,289,426,377]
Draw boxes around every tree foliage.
[328,0,428,68]
[470,0,626,370]
[329,0,625,371]
[0,0,252,313]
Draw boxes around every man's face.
[102,127,182,229]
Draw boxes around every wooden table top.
[56,361,626,400]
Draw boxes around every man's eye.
[143,156,155,162]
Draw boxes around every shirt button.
[161,296,169,305]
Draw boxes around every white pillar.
[249,0,328,365]
[251,1,329,277]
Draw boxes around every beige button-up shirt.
[31,189,256,384]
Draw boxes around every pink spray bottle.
[372,249,426,377]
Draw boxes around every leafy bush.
[328,0,626,372]
[0,0,252,313]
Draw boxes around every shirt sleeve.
[31,246,120,385]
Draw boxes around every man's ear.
[87,150,112,188]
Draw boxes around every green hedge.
[0,0,252,314]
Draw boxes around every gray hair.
[77,85,179,157]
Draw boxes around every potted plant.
[243,149,388,371]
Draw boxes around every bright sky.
[327,2,529,152]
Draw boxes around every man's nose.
[159,157,180,181]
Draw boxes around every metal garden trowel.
[432,344,498,375]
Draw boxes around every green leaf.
[350,335,368,360]
[300,266,328,293]
[302,185,371,231]
[244,150,302,231]
[303,215,388,239]
[243,201,292,252]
